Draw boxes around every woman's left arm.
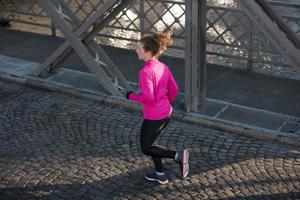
[167,71,179,103]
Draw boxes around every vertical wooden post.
[185,0,207,112]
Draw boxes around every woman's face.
[136,42,149,61]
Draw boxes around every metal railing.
[268,0,300,37]
[1,0,299,80]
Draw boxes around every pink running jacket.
[129,59,179,120]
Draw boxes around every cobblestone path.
[0,81,299,200]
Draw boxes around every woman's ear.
[146,50,153,58]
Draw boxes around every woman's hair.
[140,31,173,57]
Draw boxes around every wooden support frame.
[185,0,207,112]
[34,0,134,95]
[240,0,300,73]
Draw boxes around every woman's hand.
[126,91,132,99]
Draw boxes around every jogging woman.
[126,32,190,184]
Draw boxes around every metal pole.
[140,0,145,37]
[198,0,207,109]
[51,20,56,36]
[185,0,192,112]
[185,0,207,112]
[190,0,199,111]
[247,21,254,71]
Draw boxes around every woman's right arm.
[128,71,155,105]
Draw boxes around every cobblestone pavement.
[0,81,299,200]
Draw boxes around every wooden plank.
[32,0,118,76]
[240,0,300,73]
[37,0,121,95]
[185,0,192,112]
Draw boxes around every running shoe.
[145,172,169,184]
[176,149,190,178]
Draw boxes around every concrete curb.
[1,71,299,149]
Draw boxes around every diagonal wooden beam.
[32,0,118,76]
[239,0,300,73]
[55,0,131,90]
[33,0,133,91]
[36,0,122,95]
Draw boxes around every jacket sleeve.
[129,70,155,104]
[167,71,179,102]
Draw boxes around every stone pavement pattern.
[0,81,299,200]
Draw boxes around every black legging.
[140,117,176,172]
